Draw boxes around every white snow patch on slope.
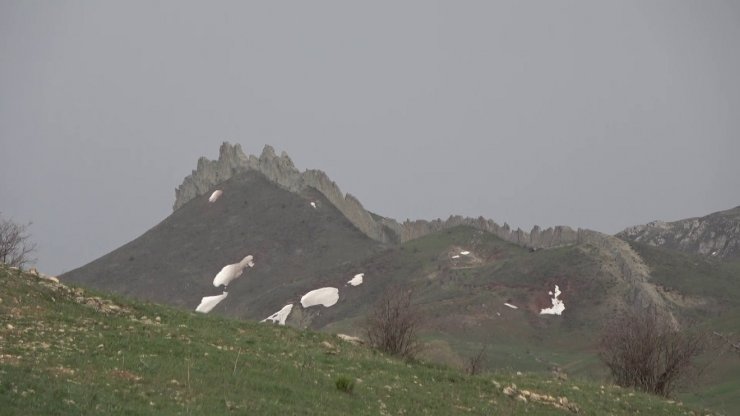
[261,304,294,325]
[504,302,518,309]
[451,255,460,259]
[300,287,339,308]
[209,190,223,203]
[213,255,254,287]
[540,285,565,315]
[310,201,317,209]
[347,273,364,286]
[195,292,228,313]
[460,251,470,256]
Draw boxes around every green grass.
[0,265,710,415]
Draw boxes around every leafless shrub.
[466,344,487,375]
[599,307,706,397]
[363,287,422,359]
[0,214,36,269]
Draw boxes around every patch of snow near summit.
[347,273,364,286]
[301,287,339,308]
[310,201,317,209]
[460,251,470,256]
[213,255,254,287]
[195,292,228,313]
[208,190,223,203]
[540,285,565,315]
[504,302,518,309]
[451,255,460,259]
[261,304,294,325]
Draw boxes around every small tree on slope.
[0,213,36,269]
[599,307,706,397]
[363,287,422,360]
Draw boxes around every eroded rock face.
[173,143,251,211]
[174,143,592,248]
[174,143,399,244]
[617,207,740,259]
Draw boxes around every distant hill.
[617,206,740,259]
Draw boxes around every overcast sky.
[1,1,739,275]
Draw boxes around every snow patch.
[460,251,470,256]
[300,287,339,308]
[195,292,228,313]
[208,190,223,203]
[239,255,255,268]
[213,255,254,287]
[539,285,565,315]
[347,273,364,286]
[451,255,460,259]
[504,302,518,309]
[261,304,294,325]
[310,201,317,209]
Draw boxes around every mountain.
[62,168,384,321]
[617,206,740,259]
[61,142,740,412]
[63,142,669,324]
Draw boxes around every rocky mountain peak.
[617,206,740,259]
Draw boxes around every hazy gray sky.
[1,1,739,275]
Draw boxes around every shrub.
[335,376,354,394]
[599,307,706,397]
[363,287,422,360]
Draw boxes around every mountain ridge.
[617,206,740,259]
[175,143,647,250]
[170,142,679,315]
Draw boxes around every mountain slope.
[617,206,740,259]
[62,170,384,320]
[1,265,708,415]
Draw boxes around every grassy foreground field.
[0,265,715,415]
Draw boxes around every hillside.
[617,206,740,259]
[0,265,710,415]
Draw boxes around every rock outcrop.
[174,143,593,249]
[174,142,398,243]
[617,206,740,259]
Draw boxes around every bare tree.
[465,344,487,375]
[599,307,706,397]
[363,287,422,359]
[0,213,36,268]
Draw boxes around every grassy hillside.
[309,227,739,414]
[0,265,707,415]
[627,242,740,412]
[316,227,623,373]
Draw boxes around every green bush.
[335,376,355,394]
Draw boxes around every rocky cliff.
[174,142,398,244]
[617,206,740,259]
[174,143,599,250]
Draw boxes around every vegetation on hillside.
[0,265,711,415]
